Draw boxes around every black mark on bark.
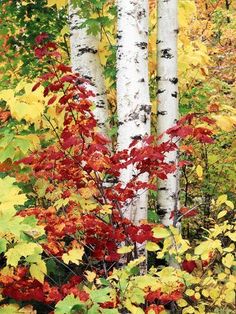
[160,48,173,59]
[136,42,148,50]
[157,111,167,116]
[77,47,97,56]
[157,89,165,94]
[169,77,178,84]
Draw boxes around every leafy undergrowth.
[0,37,235,314]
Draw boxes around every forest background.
[0,0,235,313]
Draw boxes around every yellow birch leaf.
[117,245,134,254]
[196,165,203,179]
[47,0,67,9]
[62,247,84,265]
[226,232,236,241]
[194,241,209,256]
[194,292,201,300]
[222,253,234,268]
[152,226,170,238]
[177,299,188,307]
[146,242,160,251]
[218,273,226,280]
[225,290,235,303]
[226,281,235,290]
[185,289,194,296]
[217,210,227,219]
[215,115,235,131]
[201,289,209,297]
[225,200,234,209]
[183,306,195,314]
[209,288,220,300]
[216,194,227,206]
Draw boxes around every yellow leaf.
[0,176,27,213]
[177,299,188,307]
[62,247,84,265]
[209,288,220,300]
[47,0,67,9]
[194,292,200,300]
[225,200,234,209]
[217,210,227,219]
[229,274,236,283]
[125,299,145,314]
[218,273,226,280]
[226,232,236,241]
[216,194,227,206]
[5,243,43,267]
[196,165,203,179]
[146,242,160,252]
[185,289,194,296]
[222,253,234,268]
[152,226,170,238]
[0,82,47,126]
[224,290,235,303]
[117,245,134,254]
[78,198,97,212]
[226,281,235,290]
[215,115,235,131]
[126,256,146,271]
[194,241,209,256]
[201,289,209,297]
[183,306,195,314]
[100,204,112,215]
[85,271,96,283]
[30,260,46,284]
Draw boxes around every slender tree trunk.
[117,0,151,225]
[157,0,179,227]
[225,0,230,23]
[68,3,109,133]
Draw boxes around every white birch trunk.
[117,0,151,225]
[68,3,109,133]
[157,0,179,227]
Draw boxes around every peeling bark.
[157,0,179,226]
[68,2,109,133]
[117,0,151,225]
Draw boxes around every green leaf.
[101,310,120,314]
[90,287,112,303]
[87,304,100,314]
[0,304,21,314]
[55,295,85,314]
[0,238,7,254]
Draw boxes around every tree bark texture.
[157,0,179,226]
[117,0,151,225]
[68,3,109,134]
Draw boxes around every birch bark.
[157,0,179,226]
[68,3,109,133]
[117,0,151,225]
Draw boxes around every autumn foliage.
[0,0,235,313]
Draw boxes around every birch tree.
[68,2,109,133]
[117,0,151,225]
[157,0,179,226]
